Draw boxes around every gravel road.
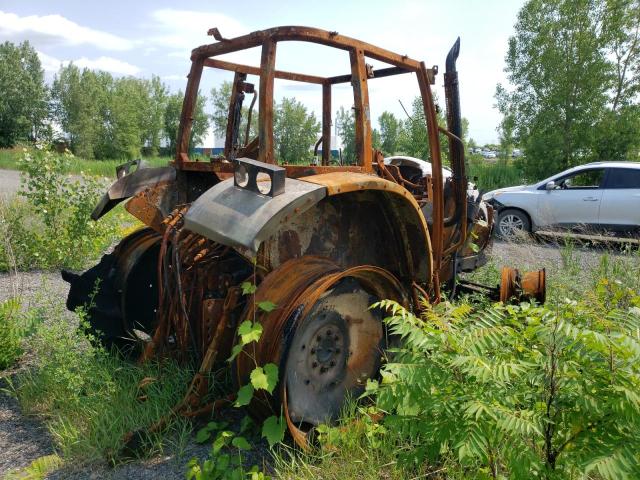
[0,169,21,198]
[0,239,635,478]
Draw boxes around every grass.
[0,148,171,177]
[467,154,528,192]
[9,297,194,465]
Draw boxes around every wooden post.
[258,38,277,164]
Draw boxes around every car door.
[537,168,605,230]
[598,167,640,232]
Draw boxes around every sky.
[0,0,525,146]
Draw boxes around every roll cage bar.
[174,25,466,292]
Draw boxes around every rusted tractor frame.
[64,26,545,450]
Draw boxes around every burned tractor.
[63,26,545,448]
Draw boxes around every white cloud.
[37,51,141,76]
[0,11,133,51]
[149,9,247,51]
[37,51,65,73]
[74,56,141,75]
[162,74,186,81]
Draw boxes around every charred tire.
[496,208,531,238]
[233,257,406,449]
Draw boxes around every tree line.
[0,40,211,159]
[337,96,469,165]
[497,0,640,179]
[0,40,472,167]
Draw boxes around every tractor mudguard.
[185,171,433,284]
[91,165,177,220]
[184,176,327,252]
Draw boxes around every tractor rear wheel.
[234,256,406,448]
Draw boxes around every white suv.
[483,162,640,237]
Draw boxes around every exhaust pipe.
[443,37,467,228]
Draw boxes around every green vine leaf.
[212,431,234,455]
[262,415,286,448]
[195,428,212,444]
[257,301,277,312]
[235,384,254,407]
[228,343,244,362]
[264,363,279,394]
[238,321,263,345]
[241,282,257,295]
[231,436,252,450]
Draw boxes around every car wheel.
[497,209,531,238]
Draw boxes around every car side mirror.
[545,181,556,190]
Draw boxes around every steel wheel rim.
[499,214,524,236]
[234,257,407,450]
[284,276,383,427]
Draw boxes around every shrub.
[370,281,640,479]
[0,147,120,271]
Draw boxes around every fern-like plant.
[368,279,640,479]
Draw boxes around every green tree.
[336,106,356,165]
[142,75,167,156]
[273,97,320,164]
[210,81,232,136]
[164,91,210,154]
[163,91,183,155]
[397,96,451,163]
[0,41,48,147]
[102,77,150,159]
[497,0,640,179]
[52,65,110,159]
[372,128,382,151]
[210,81,258,145]
[191,93,210,151]
[378,111,401,156]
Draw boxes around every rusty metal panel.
[91,166,176,220]
[349,48,372,170]
[184,177,326,252]
[258,39,277,165]
[322,82,332,166]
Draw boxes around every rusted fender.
[91,166,176,220]
[184,177,327,252]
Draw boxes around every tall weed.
[0,147,121,271]
[14,300,192,463]
[0,298,40,370]
[467,156,527,192]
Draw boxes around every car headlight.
[482,190,503,201]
